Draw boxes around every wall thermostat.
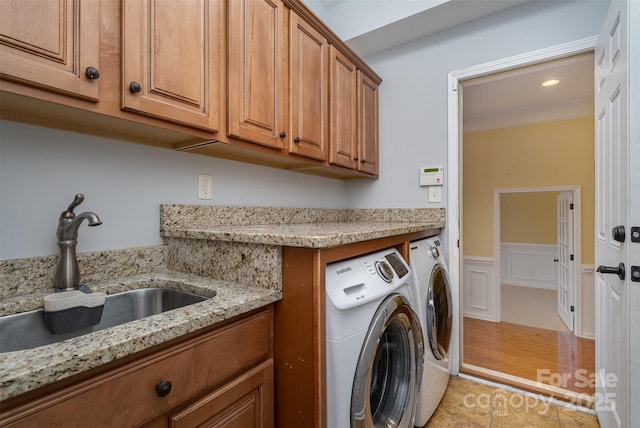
[420,166,444,186]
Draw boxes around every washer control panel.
[385,253,409,278]
[326,248,412,310]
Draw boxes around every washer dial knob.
[375,260,394,282]
[430,246,440,259]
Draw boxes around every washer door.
[426,264,452,360]
[351,294,423,428]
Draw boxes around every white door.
[594,1,636,426]
[556,191,574,331]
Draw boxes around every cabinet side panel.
[276,247,323,428]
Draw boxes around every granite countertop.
[0,271,280,402]
[161,221,443,247]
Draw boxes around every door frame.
[447,36,597,375]
[493,186,582,335]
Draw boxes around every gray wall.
[0,0,608,260]
[345,0,609,209]
[0,122,348,259]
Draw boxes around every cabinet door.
[228,0,288,150]
[122,0,221,131]
[168,360,274,428]
[328,45,357,169]
[357,71,379,176]
[289,13,328,161]
[0,0,100,101]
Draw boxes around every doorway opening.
[447,38,597,405]
[463,187,595,401]
[496,188,582,335]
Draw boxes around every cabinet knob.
[361,159,366,164]
[279,131,286,138]
[353,157,358,161]
[129,82,142,93]
[85,67,100,80]
[294,137,301,144]
[155,380,172,398]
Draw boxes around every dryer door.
[351,294,423,428]
[426,264,452,360]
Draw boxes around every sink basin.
[0,288,210,353]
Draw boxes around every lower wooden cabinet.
[158,361,273,428]
[0,308,274,428]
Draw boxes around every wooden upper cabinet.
[357,71,379,176]
[228,0,288,150]
[0,0,100,101]
[328,45,357,169]
[122,0,221,132]
[289,13,328,161]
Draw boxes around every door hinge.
[570,305,575,312]
[570,254,574,261]
[457,239,460,248]
[570,203,574,210]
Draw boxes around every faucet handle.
[62,194,85,219]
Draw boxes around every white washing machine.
[409,236,453,426]
[326,248,424,428]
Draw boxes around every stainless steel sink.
[0,288,210,353]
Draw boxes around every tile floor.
[424,376,600,428]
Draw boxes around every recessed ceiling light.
[542,79,560,87]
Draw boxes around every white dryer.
[409,237,453,426]
[326,248,424,428]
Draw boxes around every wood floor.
[462,318,595,399]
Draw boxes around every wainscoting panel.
[580,265,595,339]
[500,243,558,289]
[463,257,497,321]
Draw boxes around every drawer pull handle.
[155,380,172,398]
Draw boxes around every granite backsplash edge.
[2,206,445,299]
[160,205,445,231]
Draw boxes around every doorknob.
[612,225,625,243]
[596,262,625,280]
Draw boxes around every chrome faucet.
[54,194,102,292]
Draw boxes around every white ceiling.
[462,53,594,132]
[313,0,533,58]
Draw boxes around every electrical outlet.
[198,174,212,200]
[428,186,442,203]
